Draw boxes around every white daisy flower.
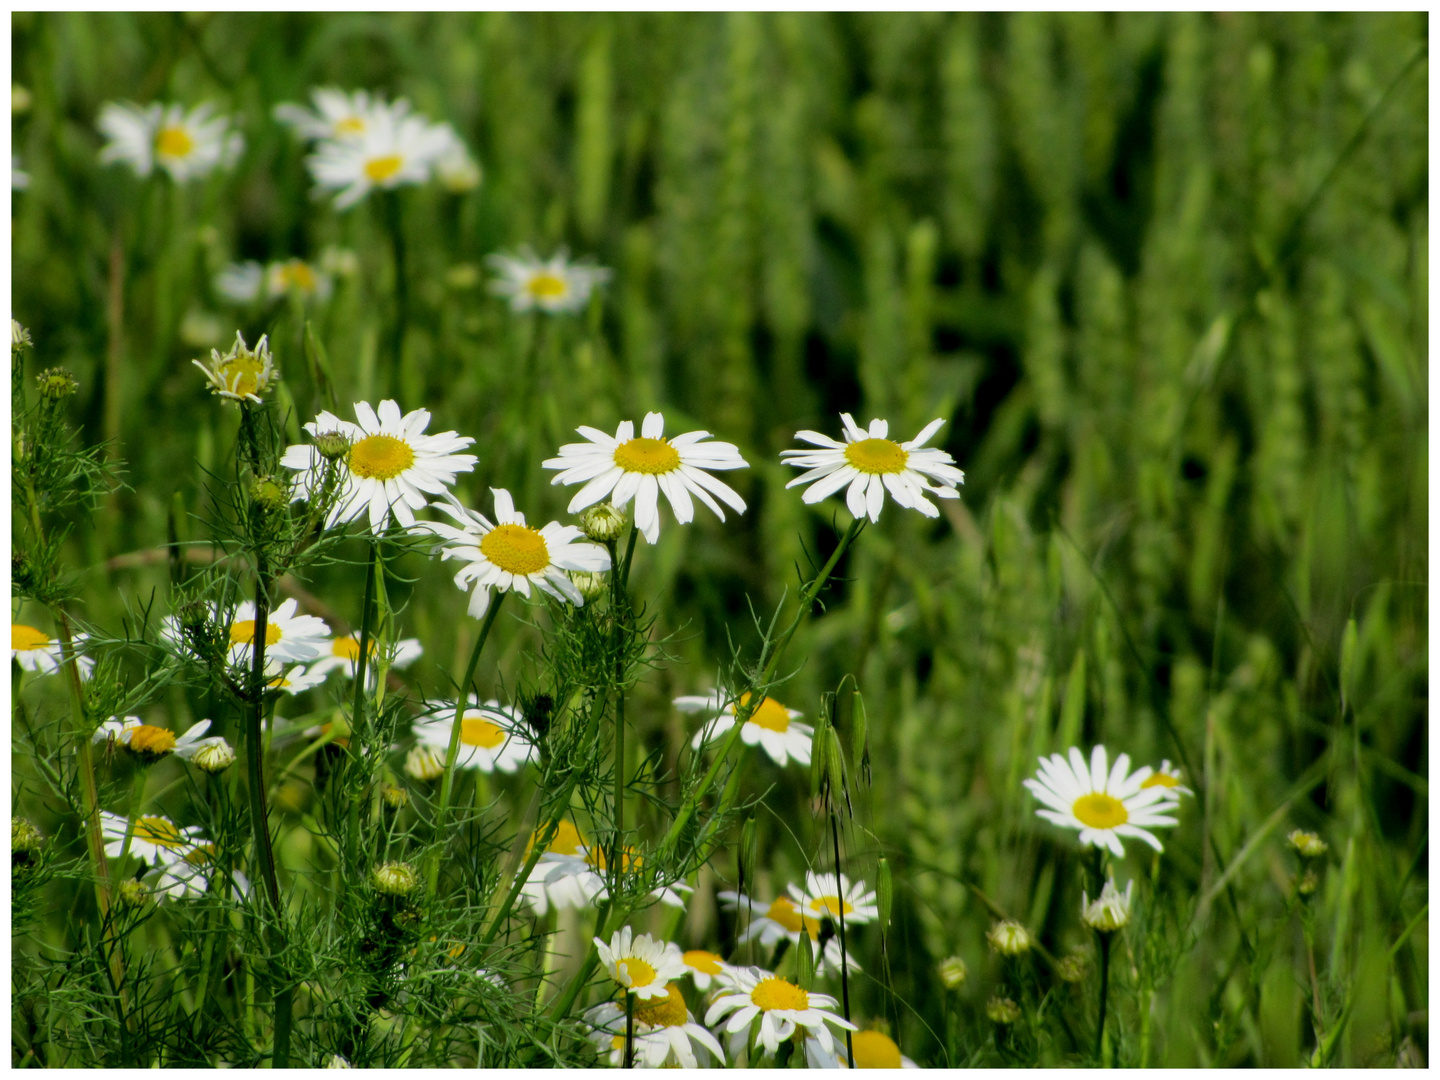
[420,488,611,619]
[789,871,879,927]
[225,598,332,667]
[681,949,728,992]
[404,744,445,782]
[266,662,327,696]
[584,983,726,1068]
[1080,877,1134,933]
[265,258,332,303]
[679,690,813,767]
[806,1029,920,1069]
[540,843,692,911]
[717,891,856,976]
[543,412,749,545]
[1141,759,1193,797]
[706,965,855,1058]
[487,246,610,314]
[91,717,223,762]
[280,400,477,535]
[274,87,409,143]
[149,843,250,902]
[520,821,601,915]
[1023,745,1181,857]
[411,698,535,774]
[214,261,264,304]
[97,101,242,182]
[100,811,203,867]
[305,635,422,681]
[12,623,93,677]
[192,331,277,404]
[781,414,965,523]
[595,928,687,1001]
[303,109,454,210]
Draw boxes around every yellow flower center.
[128,725,177,756]
[851,1031,903,1069]
[633,983,688,1027]
[335,116,366,135]
[217,353,267,398]
[618,957,657,989]
[586,845,642,873]
[613,437,681,475]
[732,693,791,733]
[808,894,853,918]
[459,716,507,750]
[134,816,186,849]
[529,819,586,858]
[230,620,282,647]
[683,949,723,975]
[364,154,405,182]
[844,437,908,475]
[12,624,51,651]
[348,434,415,480]
[155,126,194,159]
[333,637,373,661]
[275,260,318,294]
[1141,773,1180,789]
[526,272,569,300]
[765,896,820,940]
[752,976,808,1012]
[184,843,216,868]
[479,523,551,576]
[1072,793,1129,829]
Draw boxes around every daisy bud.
[405,745,445,782]
[986,919,1033,957]
[380,782,409,810]
[12,817,43,870]
[568,570,608,602]
[1080,878,1133,933]
[36,367,78,401]
[1287,830,1328,860]
[371,861,419,897]
[1297,868,1319,898]
[938,955,968,989]
[877,857,893,931]
[986,996,1021,1025]
[1055,953,1088,983]
[118,879,152,909]
[192,738,236,774]
[12,319,32,355]
[251,476,289,514]
[578,502,627,543]
[313,430,351,462]
[324,1054,353,1068]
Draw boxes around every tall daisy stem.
[609,524,638,887]
[344,542,379,876]
[1094,930,1112,1064]
[428,592,506,896]
[829,809,855,1068]
[623,989,636,1069]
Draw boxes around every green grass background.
[12,12,1428,1067]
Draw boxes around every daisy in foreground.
[12,623,93,677]
[678,690,813,767]
[584,984,725,1068]
[411,698,535,774]
[544,413,749,544]
[192,331,277,404]
[281,400,477,534]
[97,101,242,182]
[706,966,855,1058]
[100,811,204,867]
[1024,745,1180,856]
[781,414,964,522]
[595,928,687,1001]
[91,717,226,762]
[487,247,611,314]
[421,488,610,618]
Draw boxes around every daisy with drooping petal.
[420,488,611,618]
[781,414,965,523]
[306,635,422,681]
[707,966,856,1059]
[596,928,687,1001]
[681,950,729,991]
[192,331,277,404]
[97,101,242,182]
[274,88,410,143]
[100,811,203,867]
[1023,745,1180,857]
[12,623,93,677]
[280,400,477,535]
[487,247,611,314]
[411,698,535,774]
[303,108,455,210]
[225,598,331,667]
[679,690,813,767]
[789,871,879,927]
[1141,759,1193,797]
[584,984,726,1068]
[544,413,749,545]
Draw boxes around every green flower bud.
[192,739,236,774]
[118,879,152,909]
[1297,868,1319,898]
[578,502,627,543]
[568,570,608,602]
[12,817,43,869]
[1288,830,1328,860]
[986,996,1021,1025]
[371,861,419,897]
[938,955,968,989]
[404,745,445,782]
[380,782,410,810]
[35,367,78,401]
[986,919,1033,957]
[251,476,289,513]
[324,1054,353,1068]
[1056,953,1088,983]
[314,431,351,462]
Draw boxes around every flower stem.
[428,591,506,896]
[1094,930,1112,1064]
[609,524,638,892]
[344,542,379,876]
[829,809,855,1068]
[624,990,636,1068]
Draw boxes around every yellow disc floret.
[479,523,551,575]
[807,894,854,918]
[752,976,808,1012]
[128,725,178,756]
[459,716,507,749]
[613,437,681,475]
[155,126,194,159]
[217,352,268,399]
[733,693,792,733]
[230,620,282,647]
[683,950,723,975]
[335,116,366,135]
[364,154,404,182]
[349,434,416,480]
[850,1031,903,1069]
[526,272,569,300]
[844,438,908,475]
[12,624,51,651]
[1141,773,1181,789]
[134,816,187,849]
[633,983,688,1027]
[275,260,318,294]
[765,896,820,940]
[618,956,657,989]
[1072,793,1128,829]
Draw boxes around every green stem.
[609,525,637,893]
[623,989,635,1069]
[1094,931,1112,1064]
[428,592,506,896]
[829,810,855,1068]
[344,542,379,876]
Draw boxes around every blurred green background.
[12,12,1428,1067]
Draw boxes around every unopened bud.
[36,367,78,401]
[986,996,1021,1025]
[118,879,152,909]
[987,919,1033,957]
[12,319,32,354]
[876,857,893,931]
[381,782,410,810]
[1288,830,1328,860]
[192,739,236,774]
[569,570,607,602]
[1297,868,1319,897]
[1056,953,1088,983]
[251,476,289,513]
[579,502,627,543]
[1080,879,1133,933]
[313,431,351,462]
[12,817,43,860]
[371,861,419,896]
[405,745,445,782]
[938,956,968,989]
[324,1054,353,1068]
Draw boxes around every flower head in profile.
[192,331,277,404]
[420,488,611,618]
[681,949,728,992]
[781,414,964,523]
[303,108,455,210]
[595,927,687,1000]
[718,890,855,976]
[679,690,813,767]
[280,400,477,535]
[97,101,242,182]
[487,246,610,314]
[584,983,725,1068]
[706,965,855,1059]
[411,698,535,775]
[1141,759,1193,798]
[806,1029,920,1069]
[306,635,422,682]
[91,717,225,763]
[12,623,93,677]
[544,413,749,544]
[1080,877,1133,933]
[1024,745,1180,857]
[274,87,410,143]
[100,811,203,867]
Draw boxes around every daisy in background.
[520,820,603,915]
[584,983,726,1068]
[540,842,692,911]
[1142,759,1193,797]
[717,890,856,975]
[790,871,879,927]
[91,717,225,762]
[420,488,610,619]
[281,400,477,535]
[266,661,327,696]
[192,331,277,404]
[274,87,409,143]
[100,811,203,867]
[806,1029,919,1069]
[215,259,333,306]
[303,107,458,210]
[97,101,242,182]
[678,690,813,768]
[12,155,27,190]
[595,928,687,1001]
[410,697,535,775]
[12,623,93,677]
[681,950,729,991]
[149,843,250,902]
[1024,745,1180,857]
[306,635,422,681]
[225,598,331,667]
[706,965,855,1059]
[782,414,964,523]
[544,412,749,545]
[487,247,610,314]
